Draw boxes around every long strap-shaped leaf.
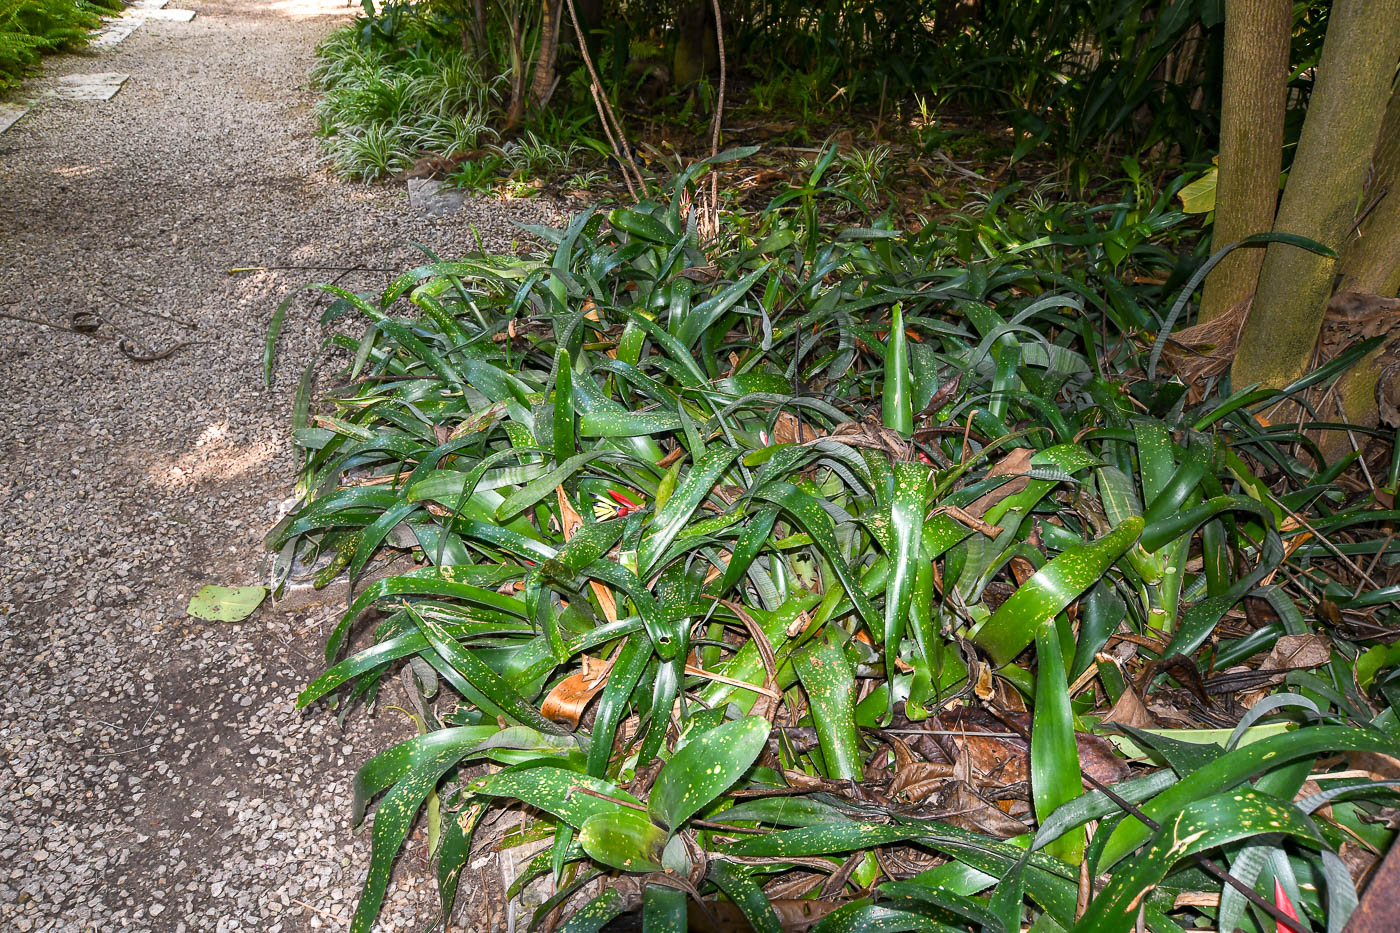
[1032,619,1082,865]
[755,481,880,633]
[409,606,567,735]
[1073,790,1324,933]
[466,763,643,828]
[639,448,740,574]
[972,517,1143,666]
[326,567,527,661]
[794,642,863,780]
[1096,724,1400,871]
[883,460,927,658]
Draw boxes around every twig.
[292,898,351,925]
[227,265,394,274]
[706,0,727,238]
[569,785,647,811]
[932,149,991,183]
[563,0,642,200]
[0,309,109,335]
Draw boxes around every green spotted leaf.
[579,809,667,873]
[648,716,771,831]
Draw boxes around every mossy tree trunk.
[1322,85,1400,459]
[1198,0,1290,324]
[1232,0,1400,389]
[672,1,717,87]
[1340,84,1400,297]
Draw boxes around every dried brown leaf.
[539,655,613,728]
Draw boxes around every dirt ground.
[0,1,561,929]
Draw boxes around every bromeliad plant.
[269,153,1400,933]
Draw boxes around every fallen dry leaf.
[540,655,614,728]
[772,410,824,445]
[886,708,1131,788]
[935,781,1032,838]
[1102,683,1156,730]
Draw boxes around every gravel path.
[0,3,562,930]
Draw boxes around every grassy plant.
[313,17,497,181]
[269,154,1399,932]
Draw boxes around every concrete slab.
[137,7,196,21]
[407,178,466,216]
[58,72,129,86]
[129,0,171,8]
[0,103,29,135]
[91,21,141,49]
[46,73,130,102]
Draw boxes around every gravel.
[0,2,564,930]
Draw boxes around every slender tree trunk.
[529,0,564,107]
[1232,0,1400,389]
[463,0,491,74]
[1199,0,1291,324]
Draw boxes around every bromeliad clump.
[270,158,1400,932]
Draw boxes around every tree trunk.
[1340,84,1400,297]
[1320,85,1400,462]
[672,1,717,87]
[462,0,491,74]
[1198,0,1290,324]
[529,0,564,107]
[1232,0,1400,390]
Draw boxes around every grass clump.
[268,155,1400,932]
[312,19,495,181]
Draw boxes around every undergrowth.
[312,15,596,188]
[0,0,123,90]
[268,153,1399,933]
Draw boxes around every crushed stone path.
[0,2,561,930]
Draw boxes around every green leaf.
[879,881,1007,932]
[1097,724,1399,871]
[641,883,688,932]
[554,348,576,465]
[972,518,1143,666]
[883,303,912,436]
[709,862,784,933]
[186,585,268,622]
[1176,165,1216,214]
[559,889,627,933]
[648,717,771,831]
[587,633,653,777]
[578,409,684,437]
[755,481,880,633]
[408,606,567,735]
[1074,790,1323,933]
[579,809,667,873]
[811,902,953,933]
[350,746,464,933]
[638,448,740,574]
[883,460,927,662]
[1032,620,1082,864]
[468,764,642,829]
[794,642,863,780]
